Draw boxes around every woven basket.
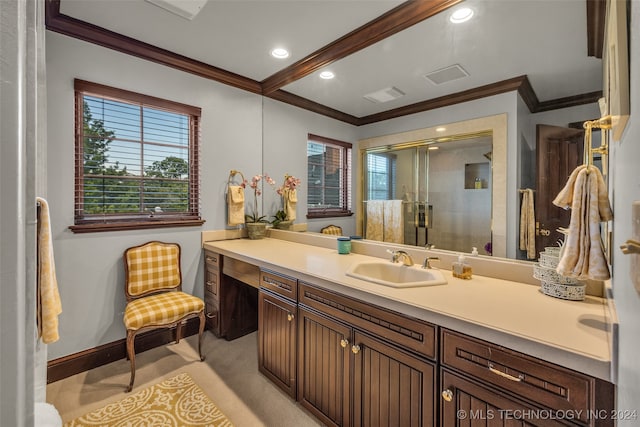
[539,252,560,269]
[533,264,581,285]
[540,281,586,301]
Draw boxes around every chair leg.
[126,330,136,392]
[198,311,206,361]
[175,321,182,344]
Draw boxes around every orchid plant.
[244,173,275,223]
[271,174,302,226]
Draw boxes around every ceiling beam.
[586,0,607,58]
[260,0,463,95]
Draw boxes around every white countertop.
[203,236,614,382]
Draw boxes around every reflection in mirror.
[362,133,493,255]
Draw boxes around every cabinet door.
[441,369,569,427]
[298,306,352,427]
[353,331,436,427]
[258,290,297,398]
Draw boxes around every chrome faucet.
[390,250,414,266]
[422,256,440,269]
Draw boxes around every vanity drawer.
[204,293,219,333]
[260,269,297,301]
[441,329,593,422]
[204,251,220,269]
[205,268,219,296]
[299,281,437,360]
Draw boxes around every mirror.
[261,1,605,262]
[362,132,493,255]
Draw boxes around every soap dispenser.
[452,253,473,279]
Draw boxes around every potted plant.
[271,174,301,230]
[244,173,274,239]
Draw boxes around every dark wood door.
[441,369,570,427]
[298,306,352,427]
[258,290,297,398]
[352,331,436,427]
[535,124,584,252]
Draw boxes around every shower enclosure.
[362,133,493,254]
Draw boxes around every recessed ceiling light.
[319,71,335,80]
[436,127,447,132]
[271,48,290,59]
[450,7,474,23]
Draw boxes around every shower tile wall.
[427,145,492,253]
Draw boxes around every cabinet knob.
[441,389,453,402]
[340,338,349,348]
[351,344,361,354]
[287,313,294,322]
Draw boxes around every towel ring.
[227,169,246,186]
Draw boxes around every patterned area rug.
[63,373,234,426]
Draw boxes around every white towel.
[552,166,613,280]
[383,200,404,244]
[519,189,536,259]
[36,197,62,344]
[365,200,384,241]
[34,403,62,427]
[227,185,245,226]
[284,188,297,221]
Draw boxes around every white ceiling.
[58,0,603,118]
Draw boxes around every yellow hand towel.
[519,189,536,259]
[365,200,384,241]
[284,188,297,221]
[554,166,612,280]
[227,185,245,226]
[36,197,62,344]
[383,200,404,244]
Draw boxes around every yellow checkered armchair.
[320,224,343,236]
[123,241,205,392]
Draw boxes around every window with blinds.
[307,134,353,218]
[366,152,397,200]
[71,79,203,232]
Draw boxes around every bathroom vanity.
[203,234,615,427]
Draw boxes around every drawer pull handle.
[441,389,453,402]
[351,344,361,354]
[287,313,294,322]
[488,363,523,382]
[206,281,216,287]
[206,312,217,319]
[206,257,217,263]
[340,338,349,348]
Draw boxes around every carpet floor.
[47,332,323,427]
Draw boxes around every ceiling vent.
[363,87,405,104]
[145,0,208,20]
[424,64,469,85]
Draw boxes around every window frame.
[70,79,204,233]
[306,134,353,219]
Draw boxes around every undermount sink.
[345,261,447,288]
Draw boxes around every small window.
[71,79,204,232]
[307,134,353,218]
[366,152,397,200]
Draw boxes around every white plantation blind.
[366,152,397,200]
[73,79,202,231]
[307,134,352,218]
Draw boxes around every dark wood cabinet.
[298,305,352,427]
[353,331,436,427]
[441,369,570,426]
[440,329,615,427]
[298,282,437,427]
[258,289,297,398]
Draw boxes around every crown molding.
[45,0,605,126]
